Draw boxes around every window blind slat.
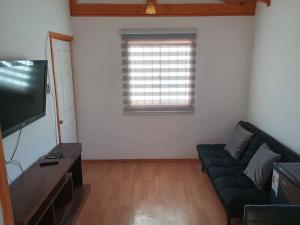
[121,30,196,113]
[124,91,195,97]
[123,83,196,89]
[123,52,197,57]
[123,101,196,106]
[124,60,196,65]
[123,68,196,73]
[123,75,195,81]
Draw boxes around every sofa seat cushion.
[208,166,269,217]
[208,166,244,178]
[197,144,225,152]
[219,186,269,217]
[203,157,240,169]
[197,144,227,159]
[197,144,241,169]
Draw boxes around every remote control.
[39,159,59,167]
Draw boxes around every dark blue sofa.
[197,121,300,225]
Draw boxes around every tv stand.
[9,143,90,225]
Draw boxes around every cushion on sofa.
[225,125,254,159]
[244,143,281,190]
[239,136,266,166]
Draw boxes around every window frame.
[121,29,197,114]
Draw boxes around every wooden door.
[50,32,78,143]
[0,131,15,225]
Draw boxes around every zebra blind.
[121,29,197,113]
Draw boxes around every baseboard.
[83,158,199,163]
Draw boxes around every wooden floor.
[75,161,241,225]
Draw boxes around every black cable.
[5,128,24,174]
[6,160,24,173]
[9,128,22,161]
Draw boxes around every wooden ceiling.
[69,0,271,16]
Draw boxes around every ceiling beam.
[69,0,256,17]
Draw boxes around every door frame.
[49,31,78,143]
[0,131,15,225]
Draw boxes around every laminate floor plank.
[76,162,241,225]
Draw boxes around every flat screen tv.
[0,60,48,138]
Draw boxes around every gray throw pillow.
[244,143,281,190]
[224,125,253,159]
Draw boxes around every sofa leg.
[227,215,231,225]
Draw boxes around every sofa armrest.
[243,205,300,225]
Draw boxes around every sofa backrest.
[239,121,300,163]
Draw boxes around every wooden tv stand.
[9,143,90,225]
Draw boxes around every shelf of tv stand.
[9,143,90,225]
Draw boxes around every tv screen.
[0,60,48,137]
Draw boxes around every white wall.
[0,0,72,181]
[248,0,300,154]
[71,17,255,159]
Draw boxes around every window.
[121,29,197,113]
